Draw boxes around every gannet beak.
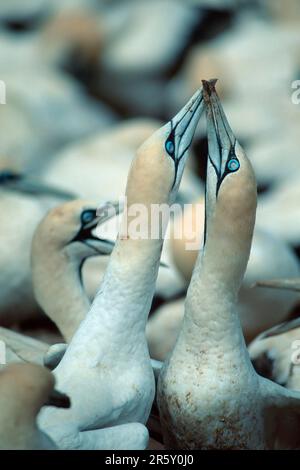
[203,79,238,184]
[0,169,76,200]
[44,389,71,409]
[202,79,240,240]
[165,88,204,189]
[171,88,204,157]
[255,278,300,292]
[72,201,121,255]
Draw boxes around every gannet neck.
[32,247,89,342]
[84,239,163,356]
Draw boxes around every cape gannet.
[38,88,204,449]
[157,80,300,450]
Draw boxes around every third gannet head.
[32,200,118,341]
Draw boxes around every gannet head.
[202,80,257,289]
[126,89,204,206]
[32,199,118,262]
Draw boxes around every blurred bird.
[0,326,49,367]
[256,175,300,247]
[0,363,70,450]
[249,278,300,387]
[0,162,77,324]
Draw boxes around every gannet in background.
[249,279,300,387]
[146,298,185,361]
[0,326,49,367]
[256,175,300,246]
[96,0,199,116]
[0,163,77,325]
[38,89,204,450]
[157,80,300,450]
[249,317,300,387]
[32,199,120,342]
[0,363,70,450]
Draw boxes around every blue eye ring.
[165,140,175,155]
[227,158,240,172]
[81,210,95,225]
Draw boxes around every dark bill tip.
[44,389,71,409]
[202,79,218,103]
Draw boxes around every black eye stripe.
[165,139,175,156]
[216,153,240,195]
[166,95,204,160]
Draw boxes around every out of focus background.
[1,0,300,358]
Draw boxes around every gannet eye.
[165,140,175,156]
[81,210,95,225]
[227,158,240,172]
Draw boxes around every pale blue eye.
[81,210,95,224]
[165,140,175,155]
[227,158,240,172]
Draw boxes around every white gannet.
[0,363,70,450]
[157,80,300,450]
[38,88,204,449]
[32,199,119,342]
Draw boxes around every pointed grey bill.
[203,79,237,187]
[0,170,76,200]
[165,88,204,189]
[256,278,300,293]
[202,79,239,244]
[256,317,300,340]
